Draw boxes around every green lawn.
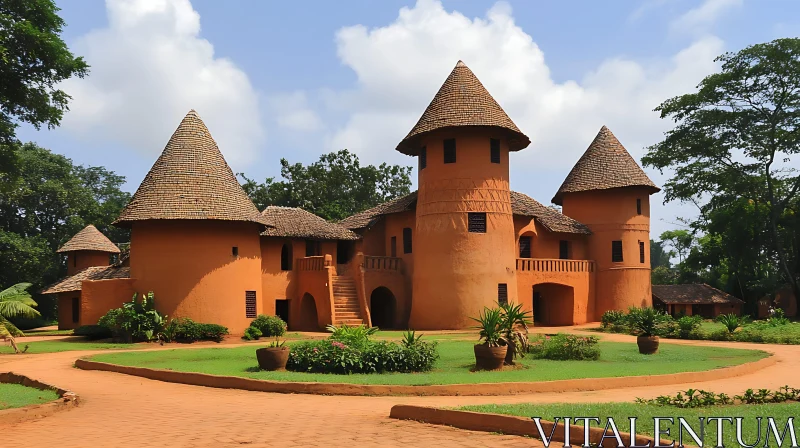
[89,340,767,386]
[0,383,59,410]
[457,401,800,447]
[595,320,800,345]
[0,339,145,354]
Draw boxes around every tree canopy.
[644,38,800,311]
[240,149,413,221]
[0,0,89,188]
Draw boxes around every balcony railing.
[362,256,402,271]
[516,258,594,273]
[297,256,326,271]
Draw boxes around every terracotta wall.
[513,216,588,260]
[80,278,136,326]
[561,188,652,320]
[516,269,595,326]
[259,237,305,316]
[410,128,518,329]
[363,268,410,329]
[57,292,81,330]
[292,267,334,331]
[358,220,386,256]
[66,250,111,276]
[129,220,263,335]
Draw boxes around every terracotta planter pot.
[474,344,507,371]
[256,347,290,371]
[637,335,659,355]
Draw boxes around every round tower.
[552,126,660,320]
[114,110,270,334]
[57,224,120,275]
[398,61,531,329]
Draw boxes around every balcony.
[516,258,594,273]
[362,255,402,272]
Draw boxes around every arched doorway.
[532,283,575,326]
[280,243,293,271]
[370,287,396,329]
[298,293,319,331]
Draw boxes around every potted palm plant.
[256,336,290,370]
[499,302,532,365]
[470,307,507,370]
[627,307,670,354]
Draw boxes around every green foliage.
[249,314,286,337]
[470,307,506,347]
[286,338,439,374]
[600,310,627,331]
[97,292,166,342]
[637,386,800,408]
[0,282,39,352]
[265,336,286,348]
[326,323,379,350]
[164,318,228,343]
[401,329,423,347]
[716,313,750,333]
[766,307,790,326]
[498,302,532,358]
[242,326,262,341]
[626,306,672,337]
[528,334,600,361]
[73,325,112,340]
[674,315,703,339]
[239,149,412,221]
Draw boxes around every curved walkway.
[0,330,796,448]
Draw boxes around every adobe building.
[45,61,660,333]
[652,284,743,318]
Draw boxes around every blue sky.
[17,0,800,237]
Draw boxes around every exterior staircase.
[332,275,365,326]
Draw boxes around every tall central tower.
[399,61,530,329]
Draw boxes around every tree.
[240,149,413,221]
[0,143,131,318]
[0,0,89,188]
[643,38,800,309]
[650,239,672,269]
[0,283,39,353]
[659,229,694,264]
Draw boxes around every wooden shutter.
[245,291,257,318]
[519,236,532,258]
[498,284,508,305]
[468,212,486,233]
[612,241,623,262]
[639,241,646,264]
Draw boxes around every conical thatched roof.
[396,60,530,155]
[260,207,360,240]
[114,110,270,226]
[57,225,120,253]
[552,126,659,205]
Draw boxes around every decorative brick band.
[0,372,79,425]
[75,353,775,397]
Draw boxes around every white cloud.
[60,0,264,166]
[268,92,324,132]
[670,0,742,36]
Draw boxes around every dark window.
[636,198,642,215]
[519,236,532,258]
[498,284,508,305]
[232,246,239,257]
[443,139,456,164]
[245,291,257,318]
[468,212,487,233]
[612,241,623,262]
[305,240,320,257]
[275,299,289,324]
[639,241,646,264]
[490,139,501,164]
[402,227,412,254]
[280,243,292,271]
[390,236,397,257]
[73,254,77,267]
[559,240,570,259]
[71,297,79,323]
[419,146,427,170]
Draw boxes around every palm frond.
[0,316,24,337]
[0,323,10,339]
[0,301,41,319]
[0,283,33,301]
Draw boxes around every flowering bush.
[527,333,600,361]
[286,337,439,374]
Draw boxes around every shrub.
[326,323,378,349]
[766,308,790,326]
[73,325,112,340]
[626,306,671,337]
[716,313,750,333]
[242,326,262,341]
[600,310,627,331]
[637,386,800,408]
[470,307,505,347]
[97,292,167,342]
[164,318,228,343]
[498,302,532,359]
[674,315,703,339]
[250,314,286,337]
[286,337,439,374]
[528,333,600,361]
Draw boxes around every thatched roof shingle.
[57,225,120,253]
[114,110,270,226]
[552,126,659,205]
[41,266,131,295]
[339,191,590,235]
[261,207,360,240]
[652,284,744,305]
[396,61,530,155]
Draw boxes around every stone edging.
[75,353,776,397]
[0,372,79,425]
[389,405,670,447]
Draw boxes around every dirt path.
[0,329,796,447]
